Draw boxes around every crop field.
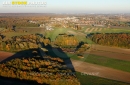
[84,27,107,33]
[1,27,46,39]
[76,72,130,85]
[67,53,130,72]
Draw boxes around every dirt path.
[71,59,130,83]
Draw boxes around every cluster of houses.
[28,14,130,30]
[39,24,54,31]
[28,16,111,30]
[29,20,38,24]
[51,17,79,23]
[46,26,54,31]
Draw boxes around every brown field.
[90,44,130,55]
[0,51,14,62]
[1,27,46,39]
[110,26,130,30]
[86,44,130,61]
[16,27,46,33]
[86,50,130,61]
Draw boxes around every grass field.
[67,53,130,72]
[76,72,130,85]
[44,27,92,43]
[44,27,72,41]
[45,27,95,43]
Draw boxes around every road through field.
[71,59,130,83]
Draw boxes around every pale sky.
[0,0,130,13]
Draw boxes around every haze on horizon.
[0,0,130,14]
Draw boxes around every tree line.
[0,56,80,85]
[0,16,51,28]
[0,34,50,52]
[54,34,79,48]
[88,33,130,48]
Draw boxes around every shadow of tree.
[0,46,76,84]
[0,49,40,63]
[45,44,75,71]
[0,76,49,85]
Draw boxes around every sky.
[0,0,130,14]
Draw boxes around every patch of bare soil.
[0,51,14,62]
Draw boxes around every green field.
[67,53,130,72]
[76,72,130,85]
[45,28,72,41]
[44,27,95,44]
